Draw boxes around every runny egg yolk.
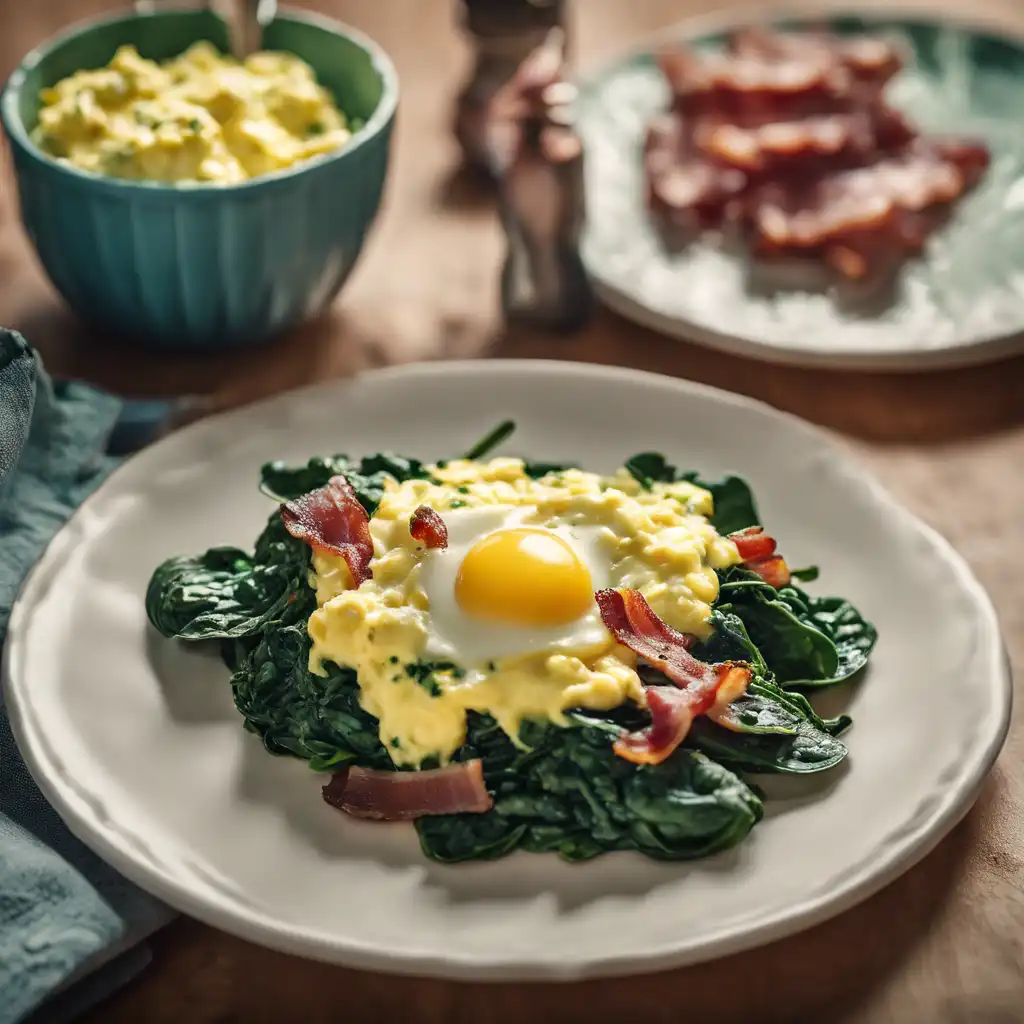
[454,528,593,627]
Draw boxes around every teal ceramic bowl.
[0,8,397,349]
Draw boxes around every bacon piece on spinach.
[596,588,751,765]
[729,526,792,588]
[323,760,493,820]
[280,475,374,585]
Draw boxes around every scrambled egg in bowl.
[306,458,741,766]
[32,42,353,183]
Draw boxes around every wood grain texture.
[2,2,1023,1022]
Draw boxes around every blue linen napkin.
[0,329,173,1024]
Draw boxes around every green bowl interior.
[10,9,386,137]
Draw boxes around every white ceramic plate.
[577,7,1024,371]
[3,361,1011,979]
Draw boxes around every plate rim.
[577,1,1024,372]
[2,359,1014,979]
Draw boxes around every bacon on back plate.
[644,114,746,229]
[646,29,990,288]
[596,589,751,765]
[727,27,904,88]
[323,760,493,821]
[280,475,374,586]
[410,505,449,549]
[748,143,979,249]
[658,47,851,124]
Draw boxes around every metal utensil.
[134,0,277,59]
[489,29,593,333]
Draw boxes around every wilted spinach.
[623,452,759,535]
[146,437,873,865]
[687,679,848,774]
[145,513,309,640]
[715,567,876,689]
[417,714,762,862]
[259,452,429,513]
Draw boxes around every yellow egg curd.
[305,459,743,767]
[32,42,353,183]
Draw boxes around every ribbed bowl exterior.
[8,125,392,349]
[1,9,396,350]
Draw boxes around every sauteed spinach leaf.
[259,452,429,513]
[624,452,759,535]
[715,566,876,688]
[418,714,762,862]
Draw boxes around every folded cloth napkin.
[0,329,172,1024]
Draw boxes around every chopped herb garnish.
[188,117,203,133]
[524,461,575,479]
[388,655,399,665]
[405,659,460,698]
[456,486,470,494]
[391,737,401,748]
[449,500,468,509]
[306,120,325,136]
[464,420,515,460]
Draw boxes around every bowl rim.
[0,6,399,197]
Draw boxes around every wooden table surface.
[3,1,1024,1021]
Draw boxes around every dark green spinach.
[623,452,760,535]
[145,443,873,865]
[259,452,429,513]
[145,513,309,640]
[715,567,876,689]
[417,714,762,862]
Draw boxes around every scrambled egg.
[306,459,742,767]
[32,42,352,183]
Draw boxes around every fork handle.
[132,0,277,59]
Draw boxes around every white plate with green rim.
[577,8,1024,371]
[2,362,1011,978]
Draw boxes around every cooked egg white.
[306,458,742,766]
[32,42,352,183]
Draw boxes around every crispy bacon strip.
[745,554,792,588]
[410,505,448,550]
[729,525,777,561]
[322,761,493,821]
[748,141,988,254]
[644,114,746,229]
[728,28,904,88]
[693,103,913,175]
[729,527,791,587]
[596,589,751,765]
[647,30,989,288]
[658,47,850,124]
[280,475,373,585]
